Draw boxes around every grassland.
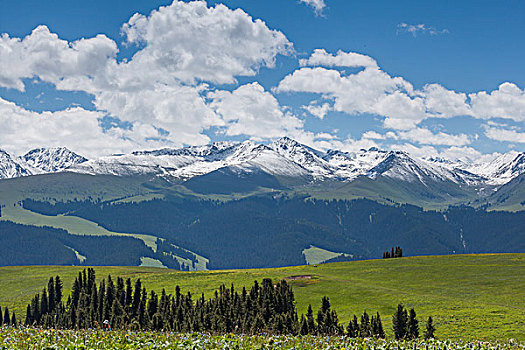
[0,254,523,341]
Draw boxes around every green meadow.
[0,253,523,341]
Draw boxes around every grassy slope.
[0,254,523,341]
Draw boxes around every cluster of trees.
[346,311,385,338]
[25,269,331,334]
[21,269,435,338]
[0,305,17,327]
[383,246,403,259]
[392,304,435,340]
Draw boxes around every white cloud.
[484,125,525,143]
[470,83,525,122]
[0,1,293,154]
[298,0,326,15]
[0,26,117,91]
[0,98,151,157]
[299,49,377,68]
[209,82,303,139]
[278,49,525,135]
[422,84,472,118]
[121,0,291,85]
[397,23,449,37]
[303,102,332,119]
[277,65,424,129]
[362,130,397,140]
[397,128,472,146]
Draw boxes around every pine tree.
[48,278,55,312]
[424,316,436,339]
[299,315,309,335]
[55,276,63,306]
[132,279,142,318]
[11,312,16,327]
[346,315,358,337]
[306,304,316,334]
[40,288,49,316]
[0,305,3,325]
[407,308,419,339]
[374,312,385,338]
[3,307,10,326]
[392,303,408,340]
[25,305,31,326]
[359,311,371,338]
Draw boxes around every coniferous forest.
[20,269,433,339]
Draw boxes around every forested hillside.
[11,196,525,269]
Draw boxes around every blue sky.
[0,0,524,159]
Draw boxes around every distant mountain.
[0,149,32,179]
[22,147,88,173]
[2,139,525,208]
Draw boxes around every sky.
[0,0,524,160]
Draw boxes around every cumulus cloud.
[303,102,332,119]
[121,1,291,85]
[0,25,117,91]
[397,23,449,37]
[0,1,293,154]
[278,49,525,133]
[299,49,377,68]
[0,98,151,157]
[484,125,525,143]
[209,82,303,139]
[298,0,326,15]
[470,83,525,122]
[397,128,472,146]
[277,65,424,129]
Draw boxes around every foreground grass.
[0,327,523,350]
[0,254,523,341]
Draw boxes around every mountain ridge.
[0,139,523,194]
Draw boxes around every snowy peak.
[468,151,525,185]
[0,149,32,179]
[1,140,525,190]
[22,147,88,173]
[270,137,332,177]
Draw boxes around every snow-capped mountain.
[22,147,88,173]
[0,139,524,191]
[0,149,32,179]
[465,151,525,185]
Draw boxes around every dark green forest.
[9,196,525,269]
[0,221,185,268]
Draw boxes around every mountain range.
[1,138,524,270]
[1,137,523,185]
[2,137,525,209]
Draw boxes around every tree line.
[20,269,435,338]
[383,246,403,259]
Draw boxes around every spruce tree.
[374,312,385,338]
[392,303,407,340]
[40,288,49,316]
[25,305,31,326]
[306,304,316,334]
[55,276,63,306]
[407,308,419,339]
[359,310,371,338]
[3,307,10,326]
[48,278,55,312]
[346,315,358,337]
[11,312,16,327]
[0,305,3,325]
[424,316,436,339]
